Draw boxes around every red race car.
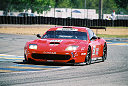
[24,26,107,65]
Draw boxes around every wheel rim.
[85,47,91,65]
[102,44,107,61]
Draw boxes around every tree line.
[0,0,127,14]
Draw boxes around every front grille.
[31,53,71,60]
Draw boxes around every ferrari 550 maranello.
[24,26,107,65]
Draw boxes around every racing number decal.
[92,46,96,55]
[92,46,99,55]
[96,48,99,55]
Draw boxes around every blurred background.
[0,0,128,27]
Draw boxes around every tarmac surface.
[0,33,128,86]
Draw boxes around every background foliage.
[0,0,127,14]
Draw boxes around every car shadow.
[13,60,75,66]
[13,60,105,66]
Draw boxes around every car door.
[88,29,101,58]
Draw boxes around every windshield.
[42,31,87,40]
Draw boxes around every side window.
[88,29,94,39]
[93,31,96,37]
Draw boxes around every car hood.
[28,39,88,52]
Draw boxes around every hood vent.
[50,42,60,45]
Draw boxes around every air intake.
[63,27,73,28]
[50,42,60,45]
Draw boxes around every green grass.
[97,34,128,38]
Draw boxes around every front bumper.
[25,49,87,63]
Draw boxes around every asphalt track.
[0,33,128,86]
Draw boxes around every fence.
[0,16,128,27]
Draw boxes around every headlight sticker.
[29,44,37,49]
[65,45,79,51]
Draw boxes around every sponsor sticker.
[57,28,78,31]
[43,52,56,54]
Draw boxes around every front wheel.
[101,43,107,62]
[85,47,92,65]
[24,53,27,61]
[24,54,32,63]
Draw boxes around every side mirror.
[91,36,97,40]
[98,37,101,39]
[37,34,41,38]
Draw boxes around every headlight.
[65,45,79,51]
[29,44,37,49]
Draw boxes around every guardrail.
[0,16,128,27]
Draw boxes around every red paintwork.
[24,26,107,63]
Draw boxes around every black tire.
[101,43,107,62]
[24,53,27,61]
[85,46,92,65]
[24,54,32,63]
